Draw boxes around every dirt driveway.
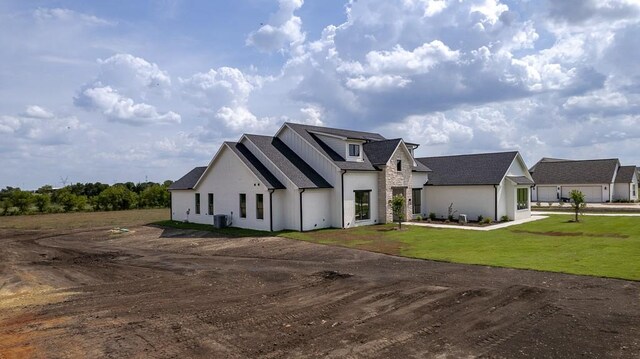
[1,225,638,358]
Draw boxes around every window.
[396,159,402,171]
[239,193,246,218]
[256,194,264,220]
[517,188,528,210]
[195,193,201,214]
[354,190,371,220]
[348,144,360,157]
[412,188,422,214]
[208,193,214,215]
[633,184,636,196]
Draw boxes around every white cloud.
[364,41,460,75]
[180,67,255,108]
[246,0,305,52]
[22,105,55,119]
[0,107,84,147]
[98,54,171,91]
[75,85,181,125]
[33,8,115,26]
[345,75,411,91]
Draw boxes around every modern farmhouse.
[529,158,638,203]
[169,123,533,231]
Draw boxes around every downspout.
[299,189,306,232]
[269,189,275,232]
[494,185,498,220]
[341,170,347,229]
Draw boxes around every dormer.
[404,142,419,159]
[307,130,366,162]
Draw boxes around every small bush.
[477,215,484,222]
[536,201,541,206]
[500,215,510,222]
[482,217,492,225]
[558,201,565,207]
[447,214,454,221]
[415,214,423,221]
[429,212,436,220]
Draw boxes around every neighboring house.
[613,166,638,202]
[169,123,429,231]
[529,158,621,203]
[416,152,534,222]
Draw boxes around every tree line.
[0,180,173,215]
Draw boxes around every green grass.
[282,215,640,281]
[0,208,170,230]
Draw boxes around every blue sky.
[1,0,639,189]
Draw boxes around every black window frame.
[195,193,201,215]
[256,193,264,220]
[348,144,360,157]
[354,190,371,221]
[239,193,246,218]
[207,193,214,215]
[517,188,528,210]
[412,188,422,214]
[396,159,402,171]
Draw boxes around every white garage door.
[537,186,557,202]
[561,186,602,203]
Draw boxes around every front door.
[392,187,405,222]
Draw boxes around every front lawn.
[282,215,640,281]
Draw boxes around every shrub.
[415,214,423,221]
[536,201,541,206]
[429,212,436,220]
[482,217,492,225]
[477,215,484,223]
[34,193,51,213]
[500,215,510,222]
[558,201,565,207]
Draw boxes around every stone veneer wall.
[377,147,414,223]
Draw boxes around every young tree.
[11,190,34,214]
[34,193,51,213]
[569,190,586,222]
[390,195,405,229]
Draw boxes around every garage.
[561,186,602,202]
[536,186,558,202]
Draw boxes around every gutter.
[341,170,347,229]
[269,189,275,232]
[494,185,498,220]
[299,189,306,232]
[170,191,173,221]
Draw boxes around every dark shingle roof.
[226,142,285,189]
[507,176,535,185]
[363,139,402,165]
[244,135,332,189]
[285,122,383,170]
[530,159,619,185]
[169,166,206,190]
[529,157,567,172]
[417,151,520,185]
[615,165,637,183]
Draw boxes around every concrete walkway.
[532,211,640,217]
[403,215,548,231]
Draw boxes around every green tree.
[140,184,170,208]
[569,190,586,222]
[389,195,405,229]
[0,198,12,215]
[11,190,34,214]
[97,185,137,210]
[34,193,51,213]
[56,189,82,212]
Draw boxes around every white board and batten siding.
[411,172,428,218]
[425,186,495,222]
[503,157,532,221]
[175,146,272,231]
[301,188,332,231]
[343,171,379,228]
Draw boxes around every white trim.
[194,143,270,190]
[276,123,341,171]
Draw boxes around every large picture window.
[256,194,264,220]
[195,193,201,214]
[348,144,360,157]
[354,190,370,220]
[517,188,528,210]
[239,193,246,218]
[412,188,422,214]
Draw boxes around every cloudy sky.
[1,0,639,189]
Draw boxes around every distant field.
[0,208,170,230]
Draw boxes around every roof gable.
[417,151,519,185]
[168,166,206,190]
[615,165,638,183]
[530,159,619,185]
[225,142,286,190]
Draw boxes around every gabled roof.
[225,142,286,189]
[615,165,638,183]
[417,151,520,185]
[169,166,206,190]
[363,139,431,172]
[529,157,567,172]
[507,176,535,185]
[244,135,332,189]
[283,122,383,171]
[530,158,619,185]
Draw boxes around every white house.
[169,123,533,231]
[415,152,534,222]
[529,158,637,203]
[169,123,429,231]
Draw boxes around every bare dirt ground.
[1,225,639,358]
